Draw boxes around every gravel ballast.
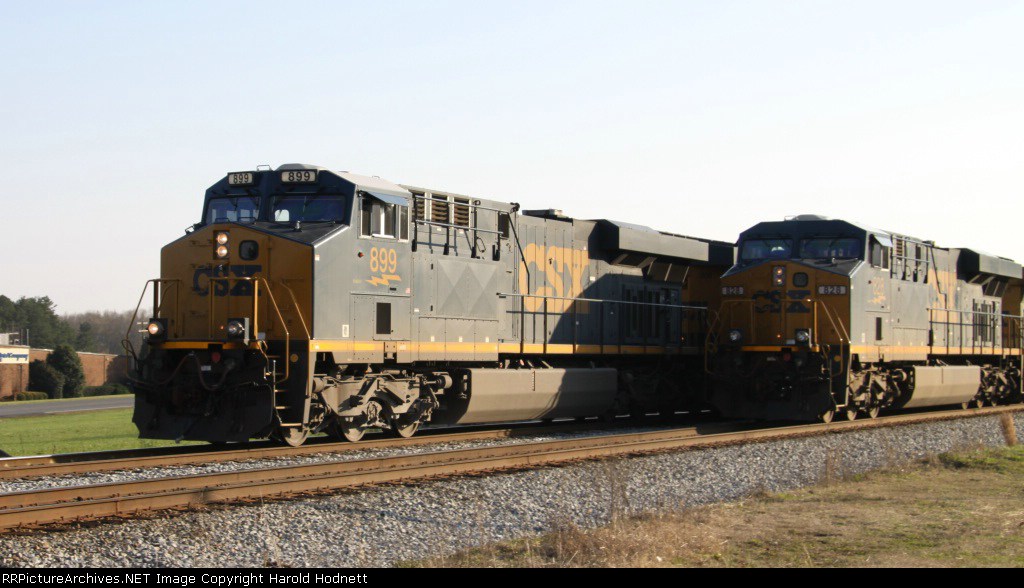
[0,426,675,494]
[0,413,1020,568]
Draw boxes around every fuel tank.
[434,368,619,425]
[899,366,980,409]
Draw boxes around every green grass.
[0,394,129,406]
[0,408,201,456]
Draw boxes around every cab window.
[799,238,861,260]
[205,196,260,224]
[740,239,793,262]
[361,197,409,240]
[870,237,891,269]
[272,194,349,223]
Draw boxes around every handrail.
[123,279,181,379]
[124,274,296,386]
[502,211,530,354]
[706,298,849,376]
[256,279,291,384]
[500,291,708,352]
[276,281,312,340]
[124,279,181,343]
[204,276,292,384]
[498,292,707,311]
[927,308,1023,355]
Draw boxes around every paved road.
[0,396,135,418]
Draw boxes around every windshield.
[799,237,861,260]
[206,196,260,224]
[740,239,793,262]
[273,194,349,223]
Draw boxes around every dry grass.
[1001,414,1018,447]
[410,445,1024,568]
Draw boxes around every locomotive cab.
[710,215,1024,423]
[710,215,859,421]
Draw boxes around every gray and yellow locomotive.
[127,164,733,445]
[709,215,1023,422]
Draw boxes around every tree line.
[0,295,143,355]
[1,296,141,398]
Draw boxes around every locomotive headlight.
[146,318,168,341]
[773,266,787,287]
[216,232,230,245]
[225,318,250,343]
[728,329,744,344]
[216,245,229,259]
[795,329,812,345]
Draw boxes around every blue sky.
[1,1,1022,312]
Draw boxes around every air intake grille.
[453,198,471,228]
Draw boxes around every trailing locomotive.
[126,164,733,445]
[708,215,1024,422]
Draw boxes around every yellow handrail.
[706,298,850,376]
[204,276,293,384]
[125,273,311,389]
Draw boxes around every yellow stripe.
[849,345,1021,356]
[157,341,251,350]
[739,345,820,353]
[158,339,1023,358]
[163,339,703,357]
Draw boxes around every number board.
[818,285,849,296]
[281,170,318,184]
[228,172,255,186]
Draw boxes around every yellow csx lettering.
[518,244,590,313]
[368,247,401,287]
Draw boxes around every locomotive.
[708,215,1023,422]
[126,164,734,445]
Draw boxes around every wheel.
[820,409,835,424]
[867,406,881,419]
[328,419,366,443]
[390,418,420,439]
[279,427,309,448]
[845,408,858,422]
[340,426,365,443]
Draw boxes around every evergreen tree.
[0,296,74,349]
[29,360,65,399]
[47,345,85,397]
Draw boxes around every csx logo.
[518,244,590,313]
[193,265,262,297]
[753,290,812,314]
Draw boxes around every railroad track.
[0,420,633,481]
[0,405,1019,532]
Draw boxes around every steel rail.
[0,420,626,480]
[0,406,1019,532]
